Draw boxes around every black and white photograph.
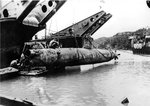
[0,0,150,106]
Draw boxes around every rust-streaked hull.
[19,48,117,72]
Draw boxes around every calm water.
[0,51,150,106]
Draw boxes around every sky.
[1,0,150,39]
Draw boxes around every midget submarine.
[0,0,119,76]
[16,10,119,75]
[19,48,118,72]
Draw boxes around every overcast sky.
[2,0,150,39]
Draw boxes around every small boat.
[129,29,150,54]
[0,67,19,80]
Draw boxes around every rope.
[85,36,110,59]
[74,36,79,48]
[74,35,80,61]
[48,19,53,34]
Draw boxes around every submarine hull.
[20,48,117,71]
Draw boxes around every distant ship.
[0,0,66,68]
[129,29,150,54]
[128,0,150,54]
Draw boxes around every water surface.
[0,51,150,106]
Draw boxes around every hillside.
[94,28,150,50]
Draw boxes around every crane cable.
[85,36,112,59]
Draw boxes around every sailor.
[49,39,59,49]
[10,59,19,68]
[68,28,74,36]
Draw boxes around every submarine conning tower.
[0,0,66,68]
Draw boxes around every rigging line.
[74,37,80,61]
[74,36,79,48]
[93,40,101,47]
[70,1,78,48]
[48,18,53,34]
[86,36,109,59]
[71,0,76,30]
[55,13,59,32]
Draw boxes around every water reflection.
[27,77,47,90]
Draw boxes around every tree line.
[94,28,150,50]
